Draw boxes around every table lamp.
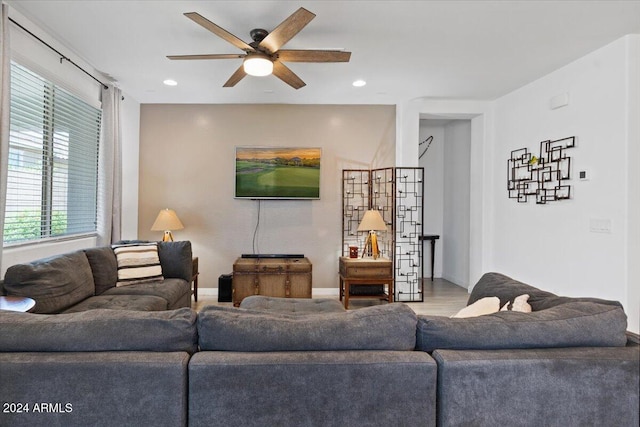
[151,208,184,241]
[357,209,388,259]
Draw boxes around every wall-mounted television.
[235,146,321,199]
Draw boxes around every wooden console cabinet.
[339,257,393,309]
[232,257,312,306]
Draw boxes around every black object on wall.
[508,136,576,204]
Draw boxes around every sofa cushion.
[0,307,198,353]
[239,295,346,313]
[469,272,622,311]
[61,294,168,313]
[158,240,193,282]
[468,272,557,311]
[102,278,189,308]
[2,251,95,314]
[84,246,118,295]
[113,242,164,286]
[198,303,417,351]
[416,302,628,352]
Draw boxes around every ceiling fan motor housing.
[250,28,269,44]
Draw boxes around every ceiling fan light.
[243,54,273,77]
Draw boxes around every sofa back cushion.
[468,272,623,311]
[0,307,198,353]
[416,301,628,352]
[468,272,557,311]
[198,303,417,351]
[158,240,192,282]
[84,246,118,295]
[2,251,95,313]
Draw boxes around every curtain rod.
[8,16,109,89]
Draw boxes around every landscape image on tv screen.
[235,147,321,199]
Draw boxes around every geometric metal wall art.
[508,136,576,204]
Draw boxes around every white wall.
[442,121,471,287]
[489,35,639,332]
[406,36,639,335]
[625,35,640,335]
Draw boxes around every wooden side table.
[0,296,35,312]
[192,257,199,302]
[339,257,393,309]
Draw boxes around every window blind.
[3,62,101,245]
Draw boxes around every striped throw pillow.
[112,243,164,287]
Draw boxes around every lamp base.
[162,231,174,242]
[361,231,380,259]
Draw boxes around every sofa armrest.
[432,345,639,427]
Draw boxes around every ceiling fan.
[167,7,351,89]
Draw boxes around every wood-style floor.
[193,278,469,317]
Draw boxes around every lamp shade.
[243,53,274,76]
[151,209,184,232]
[357,210,387,232]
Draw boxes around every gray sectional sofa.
[1,241,193,313]
[416,272,639,426]
[0,269,638,427]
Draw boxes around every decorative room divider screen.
[342,167,424,302]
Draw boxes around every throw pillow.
[113,243,164,287]
[451,296,500,318]
[512,294,532,312]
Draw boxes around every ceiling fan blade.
[277,50,351,63]
[184,12,253,52]
[259,7,315,53]
[167,54,245,60]
[272,61,306,89]
[223,65,247,87]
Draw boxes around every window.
[3,62,102,245]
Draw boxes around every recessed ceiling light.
[163,79,178,86]
[352,79,366,87]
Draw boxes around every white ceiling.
[6,0,640,105]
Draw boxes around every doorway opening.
[419,118,472,288]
